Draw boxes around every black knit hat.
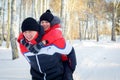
[40,9,54,23]
[21,17,40,32]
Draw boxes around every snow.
[0,47,30,80]
[73,40,120,80]
[0,39,120,80]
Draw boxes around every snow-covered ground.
[0,47,30,80]
[72,40,120,80]
[0,39,120,80]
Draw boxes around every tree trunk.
[32,0,35,17]
[2,0,6,41]
[46,0,49,9]
[0,21,3,46]
[19,0,22,33]
[85,14,88,40]
[23,2,27,19]
[40,0,43,15]
[61,0,66,36]
[11,0,19,60]
[111,4,116,41]
[95,17,99,41]
[0,22,2,46]
[79,20,82,41]
[34,0,38,19]
[43,0,47,11]
[0,0,5,46]
[6,0,10,48]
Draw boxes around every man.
[18,17,65,80]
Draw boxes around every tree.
[19,0,23,33]
[34,0,38,19]
[0,0,5,46]
[2,0,6,41]
[106,0,120,41]
[61,0,66,36]
[40,0,43,15]
[95,16,99,41]
[6,0,10,48]
[11,0,19,60]
[111,0,120,41]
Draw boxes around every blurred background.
[0,0,120,59]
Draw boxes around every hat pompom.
[46,10,51,13]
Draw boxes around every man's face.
[40,20,50,31]
[23,31,38,41]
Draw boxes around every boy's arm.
[42,29,63,45]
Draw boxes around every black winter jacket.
[24,42,73,80]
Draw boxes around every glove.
[20,38,30,47]
[28,42,45,53]
[20,38,45,54]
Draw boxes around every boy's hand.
[20,39,45,54]
[20,39,38,53]
[20,38,30,47]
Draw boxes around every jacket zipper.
[35,55,46,80]
[35,55,42,73]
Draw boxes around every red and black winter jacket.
[41,23,76,72]
[42,24,69,61]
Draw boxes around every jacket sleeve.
[42,29,66,48]
[67,47,77,73]
[45,29,63,43]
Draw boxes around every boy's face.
[40,20,50,31]
[23,31,38,41]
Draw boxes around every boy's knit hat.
[21,17,40,32]
[40,10,54,23]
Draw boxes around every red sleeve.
[42,29,66,48]
[43,29,63,44]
